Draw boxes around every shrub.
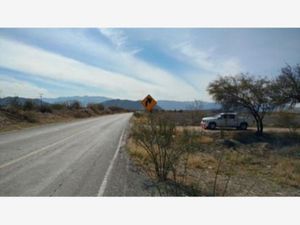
[276,111,300,136]
[66,101,81,110]
[132,114,177,181]
[87,103,105,113]
[51,103,66,110]
[108,106,125,112]
[7,96,22,112]
[39,105,53,113]
[23,111,38,123]
[23,100,36,111]
[132,113,198,182]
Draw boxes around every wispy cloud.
[0,75,51,98]
[171,41,243,75]
[0,36,199,100]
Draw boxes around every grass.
[127,112,300,196]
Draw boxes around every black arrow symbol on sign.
[145,97,152,107]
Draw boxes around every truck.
[200,112,248,130]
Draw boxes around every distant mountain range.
[0,96,44,106]
[43,96,111,106]
[0,96,221,111]
[102,99,162,111]
[157,100,220,110]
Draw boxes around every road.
[0,113,133,196]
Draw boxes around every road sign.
[141,94,157,112]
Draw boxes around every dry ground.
[127,114,300,196]
[0,107,124,132]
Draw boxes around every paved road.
[0,113,132,196]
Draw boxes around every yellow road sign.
[141,94,157,112]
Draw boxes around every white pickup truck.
[201,112,248,130]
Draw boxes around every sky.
[0,28,300,101]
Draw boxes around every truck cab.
[201,112,248,130]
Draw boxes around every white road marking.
[97,128,125,196]
[0,124,99,170]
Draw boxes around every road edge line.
[97,128,125,196]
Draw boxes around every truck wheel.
[209,122,216,130]
[239,122,247,130]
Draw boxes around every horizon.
[1,28,300,101]
[0,95,217,103]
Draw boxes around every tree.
[207,74,275,135]
[271,64,300,107]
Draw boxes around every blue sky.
[0,28,299,101]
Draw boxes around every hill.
[102,99,162,111]
[0,97,46,107]
[157,100,220,110]
[43,96,111,106]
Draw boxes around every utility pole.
[39,93,43,108]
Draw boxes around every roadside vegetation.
[127,63,300,196]
[127,111,300,196]
[0,98,129,132]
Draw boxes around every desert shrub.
[22,111,38,123]
[132,114,177,181]
[87,103,105,113]
[7,97,22,112]
[132,114,198,182]
[108,106,125,112]
[133,111,143,118]
[276,111,300,136]
[51,103,66,110]
[39,104,53,113]
[66,101,81,110]
[23,100,36,111]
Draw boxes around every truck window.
[229,114,235,119]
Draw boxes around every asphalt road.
[0,113,133,196]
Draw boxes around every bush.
[23,100,36,111]
[132,113,198,182]
[51,103,66,110]
[67,101,81,110]
[39,105,53,113]
[276,111,300,136]
[23,111,38,123]
[108,106,125,112]
[87,103,105,113]
[132,114,177,181]
[7,97,22,112]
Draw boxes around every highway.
[0,113,132,196]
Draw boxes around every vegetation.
[271,64,300,107]
[208,74,275,135]
[128,112,300,196]
[0,97,128,132]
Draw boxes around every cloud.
[0,37,199,100]
[99,28,142,55]
[171,41,243,75]
[99,28,128,49]
[0,76,52,98]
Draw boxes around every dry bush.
[275,111,300,136]
[51,103,67,110]
[132,113,178,181]
[22,111,38,123]
[39,105,53,113]
[23,100,36,111]
[87,103,105,114]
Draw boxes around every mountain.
[1,96,221,111]
[0,97,45,107]
[43,96,111,106]
[102,99,162,111]
[157,100,221,110]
